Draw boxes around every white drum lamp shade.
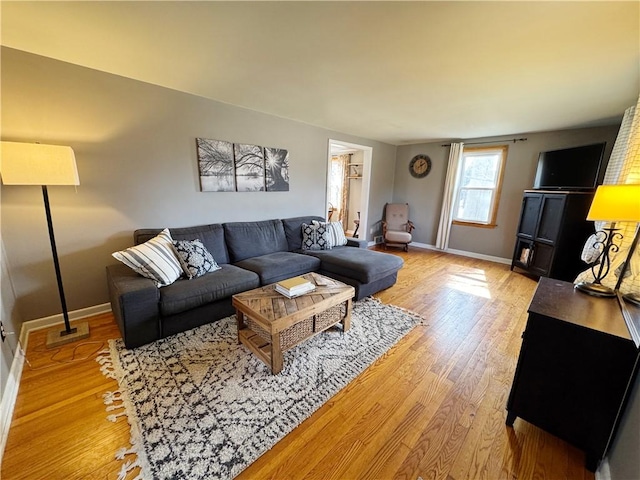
[0,141,87,347]
[1,142,79,186]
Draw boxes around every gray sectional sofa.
[106,215,404,348]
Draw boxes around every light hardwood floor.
[2,248,595,480]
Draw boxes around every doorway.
[326,140,372,241]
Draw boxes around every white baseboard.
[1,302,112,463]
[372,240,512,266]
[443,246,512,265]
[410,241,439,252]
[18,303,112,346]
[596,457,611,480]
[0,344,25,465]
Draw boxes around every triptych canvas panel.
[196,138,290,192]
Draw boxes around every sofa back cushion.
[281,216,325,251]
[135,224,229,265]
[223,219,289,262]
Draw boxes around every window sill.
[452,220,498,229]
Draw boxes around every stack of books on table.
[275,276,315,298]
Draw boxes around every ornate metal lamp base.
[574,281,616,297]
[575,227,621,298]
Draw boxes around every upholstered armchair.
[382,203,414,251]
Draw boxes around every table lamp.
[1,141,89,348]
[575,184,640,297]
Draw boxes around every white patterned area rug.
[98,297,423,480]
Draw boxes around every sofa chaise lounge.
[106,215,404,348]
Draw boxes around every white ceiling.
[2,1,639,145]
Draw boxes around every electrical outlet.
[0,322,6,342]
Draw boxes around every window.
[452,145,508,227]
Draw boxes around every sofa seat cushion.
[386,231,412,243]
[234,251,321,285]
[159,264,259,316]
[305,247,403,284]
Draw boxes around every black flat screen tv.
[533,142,606,191]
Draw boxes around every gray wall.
[1,229,21,397]
[609,372,640,480]
[0,47,397,324]
[394,126,620,258]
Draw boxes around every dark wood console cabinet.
[511,190,594,282]
[506,278,640,471]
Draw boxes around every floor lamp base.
[574,282,616,297]
[46,322,90,348]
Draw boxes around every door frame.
[327,139,372,241]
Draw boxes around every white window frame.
[452,145,508,228]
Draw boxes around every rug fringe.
[96,340,151,480]
[117,459,144,480]
[103,389,128,421]
[103,390,123,405]
[116,445,139,460]
[97,352,117,379]
[107,410,128,422]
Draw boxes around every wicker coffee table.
[232,273,355,374]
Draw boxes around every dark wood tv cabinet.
[511,190,594,281]
[506,277,640,471]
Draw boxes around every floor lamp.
[575,184,640,297]
[1,141,90,348]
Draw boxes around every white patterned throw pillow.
[301,222,330,250]
[112,228,183,287]
[173,239,221,279]
[313,220,348,248]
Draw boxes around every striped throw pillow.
[112,228,183,287]
[313,220,348,248]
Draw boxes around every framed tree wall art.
[196,137,290,192]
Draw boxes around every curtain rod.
[441,137,527,147]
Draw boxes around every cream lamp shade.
[0,140,87,347]
[587,184,640,222]
[1,141,79,186]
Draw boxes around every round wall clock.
[409,154,432,178]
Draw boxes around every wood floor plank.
[2,247,595,480]
[341,366,452,480]
[304,401,387,480]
